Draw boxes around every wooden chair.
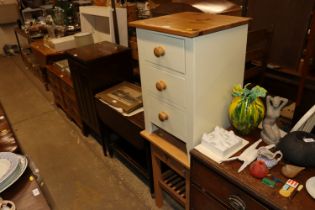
[244,28,273,84]
[291,104,315,133]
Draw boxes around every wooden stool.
[141,130,190,210]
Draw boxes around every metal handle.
[228,195,246,210]
[156,80,167,91]
[153,46,165,57]
[158,112,168,122]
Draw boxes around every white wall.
[0,23,18,55]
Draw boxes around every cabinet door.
[68,60,101,134]
[190,185,226,210]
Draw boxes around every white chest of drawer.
[131,12,250,155]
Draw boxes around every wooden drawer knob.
[158,112,168,122]
[153,46,165,57]
[156,80,167,91]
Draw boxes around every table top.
[141,130,190,169]
[129,12,250,38]
[66,41,130,64]
[0,102,52,210]
[191,130,315,210]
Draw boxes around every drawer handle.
[228,195,246,210]
[158,112,168,122]
[156,80,167,91]
[153,46,165,57]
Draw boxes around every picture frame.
[96,81,142,113]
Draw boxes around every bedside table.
[130,12,250,155]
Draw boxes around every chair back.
[291,104,315,132]
[244,28,272,81]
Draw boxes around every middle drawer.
[141,63,186,108]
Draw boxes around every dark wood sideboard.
[0,102,52,210]
[190,146,315,210]
[66,42,133,140]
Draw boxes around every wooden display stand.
[140,130,190,210]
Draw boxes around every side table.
[95,98,153,193]
[140,130,190,210]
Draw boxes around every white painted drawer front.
[139,31,186,74]
[142,63,186,108]
[147,95,187,140]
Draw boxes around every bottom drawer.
[190,184,226,210]
[146,95,187,141]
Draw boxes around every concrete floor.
[0,55,181,210]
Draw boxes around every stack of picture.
[96,82,143,114]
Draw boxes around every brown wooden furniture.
[190,136,315,210]
[0,102,52,210]
[31,40,66,90]
[95,99,153,193]
[244,28,272,83]
[46,64,82,128]
[140,130,190,210]
[247,0,315,72]
[66,41,133,140]
[15,28,42,78]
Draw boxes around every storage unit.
[79,5,128,46]
[130,12,250,154]
[141,130,190,209]
[66,41,133,138]
[46,63,82,128]
[190,148,315,210]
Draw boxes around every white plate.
[306,176,315,199]
[0,152,19,184]
[0,155,28,193]
[0,159,11,179]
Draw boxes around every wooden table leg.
[151,146,163,207]
[185,170,190,210]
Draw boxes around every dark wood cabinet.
[66,41,133,138]
[246,0,315,71]
[46,64,82,128]
[190,148,315,210]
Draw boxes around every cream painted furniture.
[130,12,250,155]
[79,5,128,47]
[0,0,18,24]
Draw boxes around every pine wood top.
[129,12,251,38]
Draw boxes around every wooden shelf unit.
[140,130,190,210]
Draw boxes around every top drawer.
[137,30,186,74]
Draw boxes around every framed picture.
[96,81,142,113]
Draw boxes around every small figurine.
[261,95,288,144]
[222,140,274,172]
